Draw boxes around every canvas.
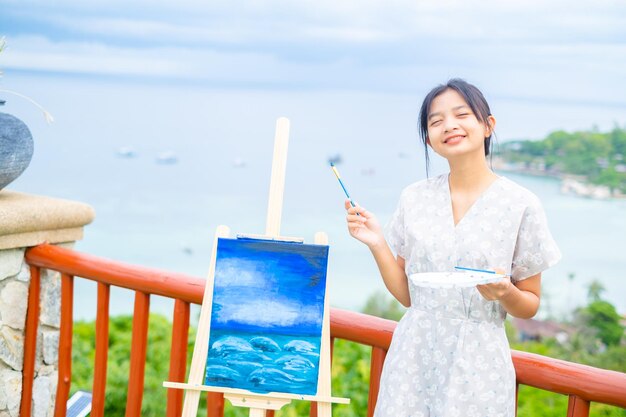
[204,237,329,395]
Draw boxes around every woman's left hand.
[476,276,514,300]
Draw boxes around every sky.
[212,238,328,334]
[1,0,625,121]
[1,0,625,317]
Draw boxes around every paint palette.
[409,271,506,288]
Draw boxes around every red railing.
[19,244,626,416]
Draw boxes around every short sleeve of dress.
[511,198,562,282]
[385,190,408,260]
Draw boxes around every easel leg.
[315,232,332,417]
[317,402,332,417]
[249,408,267,417]
[181,390,201,417]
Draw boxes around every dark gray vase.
[0,111,34,190]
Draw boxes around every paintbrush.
[329,162,360,215]
[454,266,511,278]
[454,266,498,274]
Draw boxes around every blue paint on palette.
[205,238,329,395]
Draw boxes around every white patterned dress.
[374,174,561,417]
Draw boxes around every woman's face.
[426,89,495,160]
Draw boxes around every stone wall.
[0,249,29,417]
[0,191,94,417]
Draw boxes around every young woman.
[344,79,561,417]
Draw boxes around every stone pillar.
[0,191,94,417]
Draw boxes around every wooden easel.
[164,117,350,416]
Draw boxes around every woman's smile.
[444,134,465,145]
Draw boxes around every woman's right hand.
[345,199,384,248]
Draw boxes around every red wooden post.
[125,291,151,417]
[91,282,110,417]
[206,392,225,417]
[567,395,590,417]
[367,347,386,417]
[166,299,190,417]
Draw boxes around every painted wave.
[205,332,321,395]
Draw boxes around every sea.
[5,73,626,321]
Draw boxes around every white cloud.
[9,0,626,47]
[1,35,365,87]
[216,299,321,327]
[214,258,267,288]
[1,0,625,103]
[46,15,256,45]
[302,26,392,43]
[2,36,185,77]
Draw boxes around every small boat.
[156,151,178,164]
[116,147,138,158]
[232,157,247,168]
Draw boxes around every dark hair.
[418,78,494,172]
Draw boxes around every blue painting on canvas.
[204,237,329,395]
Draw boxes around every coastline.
[492,156,626,200]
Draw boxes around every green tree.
[72,314,213,416]
[594,345,626,373]
[595,167,625,192]
[516,386,568,417]
[578,301,624,347]
[609,126,626,157]
[72,315,173,415]
[520,140,547,157]
[588,279,606,302]
[361,290,406,321]
[496,126,626,192]
[505,319,517,342]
